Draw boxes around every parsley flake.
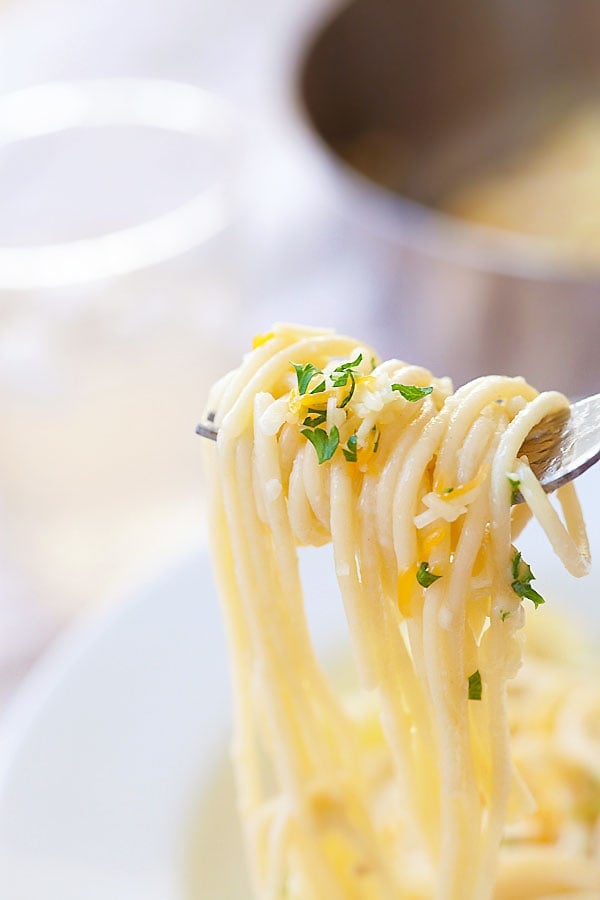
[339,373,356,408]
[342,433,358,462]
[330,354,363,407]
[330,371,349,387]
[372,427,381,454]
[292,362,323,396]
[468,670,482,701]
[334,352,363,374]
[302,407,327,428]
[500,610,511,622]
[511,551,545,608]
[416,561,442,588]
[301,425,340,464]
[507,475,521,504]
[392,384,434,402]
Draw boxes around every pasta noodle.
[202,323,598,899]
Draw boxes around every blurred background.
[1,0,599,708]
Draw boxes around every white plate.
[0,552,227,900]
[0,470,598,900]
[0,543,345,900]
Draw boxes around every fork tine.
[195,394,600,492]
[195,421,218,441]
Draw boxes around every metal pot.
[295,0,600,397]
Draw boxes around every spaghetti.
[202,323,597,899]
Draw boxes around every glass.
[0,78,243,636]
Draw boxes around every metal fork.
[196,394,600,496]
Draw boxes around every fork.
[196,394,600,497]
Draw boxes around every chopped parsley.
[301,425,340,464]
[342,433,358,462]
[468,669,482,701]
[507,475,521,504]
[331,354,362,407]
[511,551,545,608]
[333,352,363,374]
[500,610,512,622]
[292,362,323,395]
[330,371,350,387]
[292,356,380,466]
[443,487,454,495]
[392,384,433,402]
[416,561,442,588]
[302,407,327,428]
[339,374,356,408]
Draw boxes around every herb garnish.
[335,352,363,373]
[331,354,363,408]
[292,362,323,396]
[392,384,434,402]
[507,475,521,504]
[302,407,328,428]
[468,670,482,701]
[292,356,379,466]
[342,433,358,462]
[339,375,356,408]
[500,610,511,622]
[511,551,545,608]
[416,561,442,588]
[300,426,340,465]
[330,354,362,385]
